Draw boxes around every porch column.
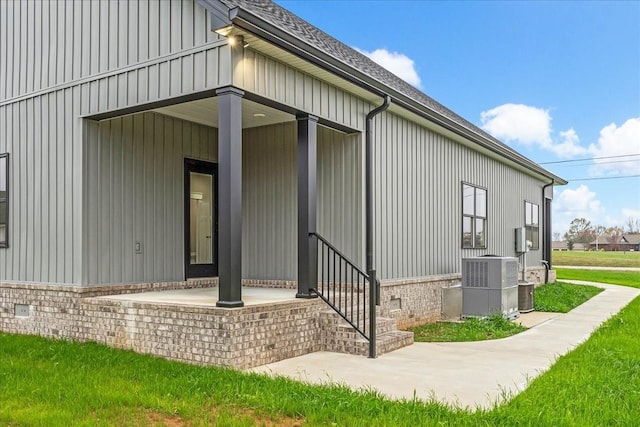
[216,86,244,308]
[297,114,319,298]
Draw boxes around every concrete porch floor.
[96,286,298,307]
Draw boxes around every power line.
[539,153,640,165]
[567,174,640,182]
[584,159,640,166]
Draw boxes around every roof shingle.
[216,0,565,182]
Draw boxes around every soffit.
[153,96,294,129]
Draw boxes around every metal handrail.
[309,232,374,345]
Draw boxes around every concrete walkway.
[251,282,640,409]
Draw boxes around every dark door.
[185,159,218,278]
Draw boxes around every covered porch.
[83,87,364,305]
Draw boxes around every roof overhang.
[198,0,567,186]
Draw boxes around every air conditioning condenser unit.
[462,256,520,319]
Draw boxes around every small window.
[0,153,8,248]
[525,201,539,250]
[462,183,487,248]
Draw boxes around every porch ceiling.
[153,97,295,129]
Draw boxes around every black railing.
[310,232,377,354]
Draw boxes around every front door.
[185,159,218,278]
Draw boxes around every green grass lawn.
[552,250,640,267]
[409,313,527,342]
[534,282,603,313]
[556,268,640,288]
[3,294,640,426]
[410,282,601,342]
[2,269,638,426]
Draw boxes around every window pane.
[463,184,474,215]
[532,203,539,226]
[475,218,485,247]
[0,155,6,247]
[475,188,486,217]
[462,216,473,248]
[189,172,213,265]
[0,201,5,245]
[0,156,5,192]
[525,202,532,225]
[526,225,540,250]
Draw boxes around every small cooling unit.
[518,283,535,313]
[462,257,520,319]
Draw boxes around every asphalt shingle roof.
[217,0,565,182]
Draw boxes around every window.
[462,183,487,248]
[525,201,539,250]
[0,153,7,248]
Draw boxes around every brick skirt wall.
[1,281,323,369]
[376,267,553,329]
[1,269,555,367]
[378,274,461,329]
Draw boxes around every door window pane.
[189,172,213,265]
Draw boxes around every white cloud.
[356,48,421,88]
[480,103,588,158]
[553,185,604,235]
[555,185,604,218]
[588,117,640,175]
[553,128,588,158]
[480,104,552,146]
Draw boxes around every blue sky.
[277,0,640,236]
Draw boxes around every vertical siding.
[238,49,367,132]
[83,112,217,285]
[0,88,83,284]
[317,128,363,267]
[242,124,297,279]
[84,117,361,284]
[242,123,362,281]
[72,44,230,118]
[374,112,546,280]
[0,0,222,102]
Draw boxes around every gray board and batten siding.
[0,0,228,285]
[1,0,558,287]
[372,112,548,280]
[83,114,361,285]
[0,0,222,101]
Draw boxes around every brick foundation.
[378,274,461,329]
[2,270,557,367]
[1,281,324,369]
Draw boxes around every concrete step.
[319,309,414,357]
[319,310,397,335]
[322,329,414,357]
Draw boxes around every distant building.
[589,234,640,251]
[552,241,587,251]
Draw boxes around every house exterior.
[588,235,640,252]
[1,0,566,366]
[552,241,587,251]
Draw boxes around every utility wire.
[551,158,640,167]
[539,153,640,165]
[568,174,640,182]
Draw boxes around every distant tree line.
[559,217,640,251]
